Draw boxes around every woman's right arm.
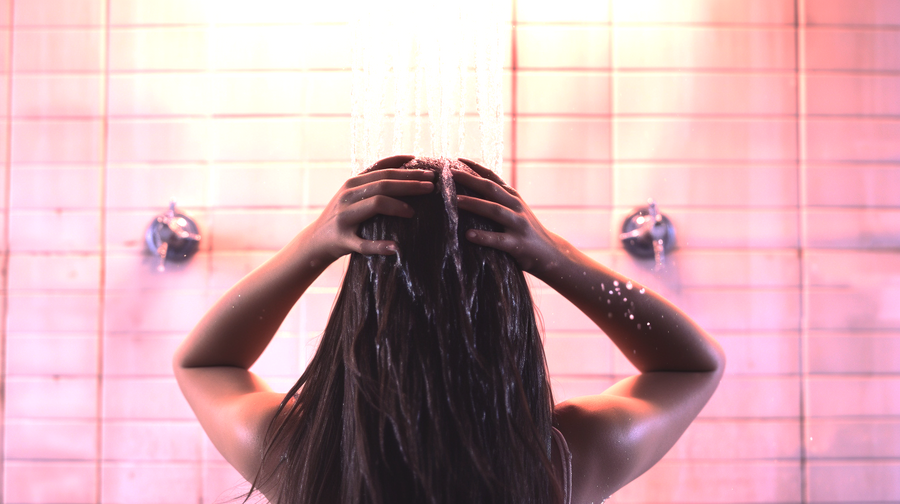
[453,162,725,503]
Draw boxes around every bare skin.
[174,155,725,503]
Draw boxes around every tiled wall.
[2,0,899,503]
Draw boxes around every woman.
[174,155,725,504]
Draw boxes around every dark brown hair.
[252,158,560,504]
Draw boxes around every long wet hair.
[251,158,560,504]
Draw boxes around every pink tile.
[806,28,900,71]
[104,289,209,333]
[658,251,800,288]
[544,333,613,376]
[808,462,900,503]
[103,334,182,376]
[680,288,800,332]
[208,209,314,251]
[7,292,99,332]
[10,166,100,209]
[103,421,202,461]
[612,0,795,24]
[634,209,798,249]
[7,254,100,290]
[807,163,900,208]
[250,336,302,377]
[807,119,900,162]
[806,0,900,26]
[207,251,275,289]
[11,119,103,163]
[809,287,900,330]
[203,462,252,503]
[210,24,353,71]
[105,252,209,291]
[806,208,900,248]
[109,74,211,117]
[703,376,800,418]
[299,291,341,334]
[211,164,308,208]
[9,210,100,253]
[4,419,96,460]
[211,117,347,162]
[103,378,195,420]
[614,163,798,207]
[13,29,103,72]
[808,419,900,458]
[533,209,611,249]
[807,74,900,116]
[109,27,208,71]
[102,462,200,504]
[616,119,797,161]
[108,119,209,163]
[612,460,800,503]
[211,72,306,116]
[12,75,103,117]
[110,0,207,25]
[808,376,900,417]
[717,333,800,375]
[615,27,796,70]
[809,332,900,374]
[616,72,796,115]
[529,289,598,332]
[302,71,354,114]
[550,377,615,403]
[6,335,98,376]
[808,250,900,287]
[14,0,104,26]
[106,164,207,210]
[4,461,96,504]
[666,419,800,460]
[517,71,610,115]
[517,26,610,69]
[516,163,611,208]
[5,376,97,419]
[518,0,609,23]
[516,118,610,161]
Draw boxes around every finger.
[353,239,398,256]
[452,170,520,208]
[370,155,415,171]
[457,195,521,228]
[347,168,434,188]
[457,158,504,184]
[339,195,415,225]
[464,228,516,253]
[344,179,434,204]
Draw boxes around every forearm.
[175,226,331,370]
[535,234,724,373]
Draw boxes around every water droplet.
[626,281,633,290]
[637,323,641,330]
[608,290,613,295]
[629,314,634,320]
[623,297,627,302]
[613,280,620,287]
[607,312,613,318]
[606,299,611,304]
[639,287,646,294]
[601,283,605,290]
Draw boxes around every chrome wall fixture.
[619,198,675,271]
[145,200,202,272]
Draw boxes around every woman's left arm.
[173,156,433,480]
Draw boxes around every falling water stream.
[350,0,505,175]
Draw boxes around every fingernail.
[386,243,398,252]
[466,230,477,239]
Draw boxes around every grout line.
[796,1,810,503]
[95,1,112,502]
[509,0,518,188]
[0,0,16,498]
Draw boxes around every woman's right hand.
[305,155,435,266]
[453,158,566,277]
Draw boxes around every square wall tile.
[681,288,801,332]
[10,166,101,209]
[612,0,795,24]
[614,164,798,207]
[517,118,610,161]
[110,0,207,25]
[5,376,97,419]
[13,29,103,72]
[805,208,900,248]
[103,421,202,461]
[516,163,611,208]
[9,210,100,253]
[616,72,796,116]
[806,74,900,116]
[615,27,796,70]
[806,0,900,27]
[104,289,209,333]
[110,28,208,71]
[6,334,98,376]
[808,376,900,417]
[12,119,103,163]
[807,250,900,287]
[109,74,212,117]
[517,26,610,69]
[14,0,104,27]
[616,118,798,162]
[807,164,900,208]
[656,251,800,288]
[703,376,800,419]
[808,462,900,502]
[517,71,610,115]
[6,292,99,332]
[108,119,210,163]
[808,286,900,330]
[4,462,96,504]
[808,419,900,458]
[12,75,103,117]
[4,419,97,460]
[103,334,182,377]
[807,119,900,162]
[103,378,195,420]
[806,29,900,71]
[667,419,800,460]
[8,254,100,290]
